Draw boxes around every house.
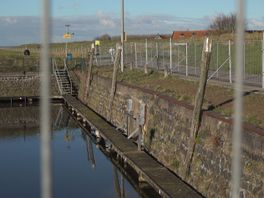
[171,30,209,40]
[154,34,170,40]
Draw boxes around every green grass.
[0,32,262,75]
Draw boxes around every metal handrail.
[52,58,63,95]
[64,59,73,95]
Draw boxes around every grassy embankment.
[91,66,264,129]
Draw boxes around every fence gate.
[172,42,188,76]
[207,41,232,83]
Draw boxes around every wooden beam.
[108,44,122,121]
[184,37,212,177]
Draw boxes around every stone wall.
[79,74,264,198]
[0,74,60,97]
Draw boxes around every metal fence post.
[186,43,188,76]
[156,42,159,70]
[262,32,264,88]
[229,40,232,83]
[144,39,148,74]
[145,39,148,66]
[194,42,197,75]
[40,0,52,197]
[170,38,172,73]
[134,43,138,68]
[231,0,245,196]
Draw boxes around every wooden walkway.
[64,95,203,198]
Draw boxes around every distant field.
[0,32,262,75]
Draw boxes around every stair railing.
[52,58,63,95]
[64,59,73,95]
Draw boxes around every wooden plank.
[64,95,203,198]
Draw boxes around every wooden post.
[108,44,122,121]
[184,37,212,177]
[78,45,95,102]
[83,45,95,103]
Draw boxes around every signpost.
[64,24,74,59]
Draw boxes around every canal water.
[0,104,155,198]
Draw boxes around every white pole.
[145,39,148,65]
[231,0,245,197]
[134,43,138,68]
[170,38,172,73]
[262,32,264,88]
[186,43,188,76]
[194,42,197,75]
[41,0,52,198]
[177,46,180,72]
[156,42,159,70]
[120,0,124,72]
[229,40,232,83]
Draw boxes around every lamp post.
[65,24,70,57]
[120,0,124,72]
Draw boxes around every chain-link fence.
[110,38,263,87]
[1,38,263,87]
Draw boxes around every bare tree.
[209,13,236,33]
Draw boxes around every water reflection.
[0,105,157,198]
[84,133,96,168]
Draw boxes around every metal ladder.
[52,59,73,95]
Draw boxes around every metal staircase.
[53,59,75,95]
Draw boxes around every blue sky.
[0,0,263,45]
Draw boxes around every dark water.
[0,105,145,198]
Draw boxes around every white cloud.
[96,11,117,28]
[0,14,263,46]
[248,18,264,29]
[1,17,17,24]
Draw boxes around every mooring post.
[184,37,212,177]
[108,43,122,121]
[83,45,95,103]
